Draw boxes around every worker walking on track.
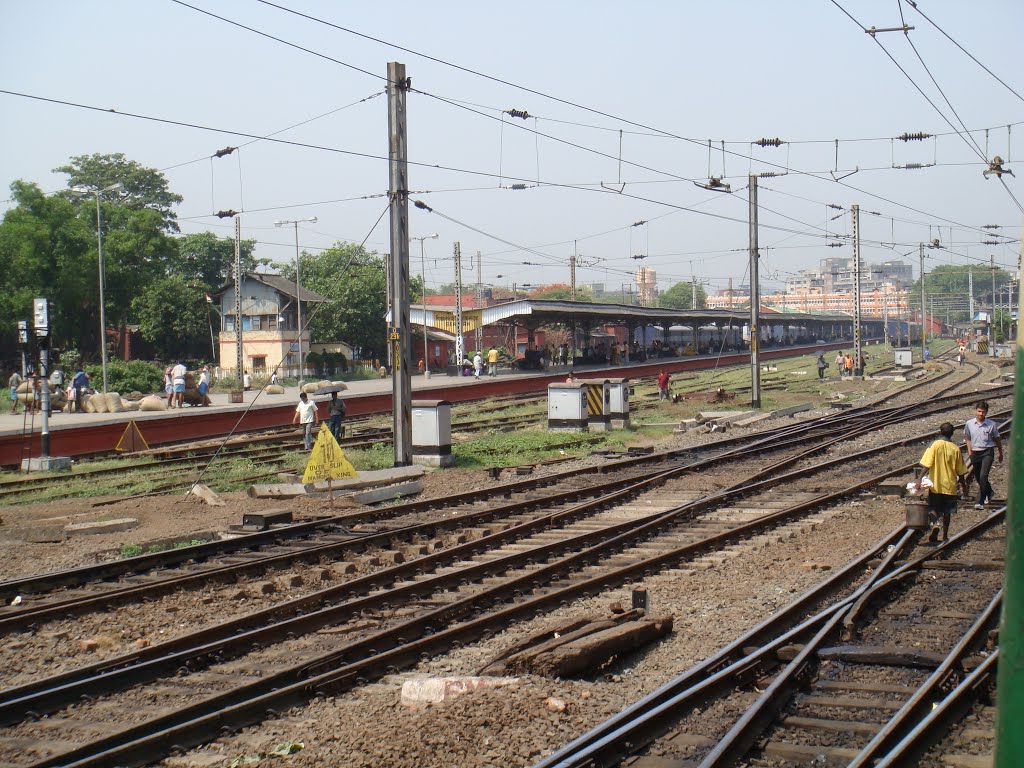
[327,391,346,442]
[657,369,670,400]
[916,422,969,543]
[964,400,1003,508]
[293,392,319,450]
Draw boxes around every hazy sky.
[2,1,1022,297]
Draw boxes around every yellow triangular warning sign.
[115,420,149,453]
[302,424,358,484]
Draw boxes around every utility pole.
[919,243,927,362]
[474,250,483,353]
[968,268,975,325]
[453,241,464,365]
[882,289,889,348]
[991,254,998,358]
[570,244,577,301]
[748,175,761,408]
[852,205,863,375]
[234,216,243,387]
[387,61,412,467]
[412,234,438,376]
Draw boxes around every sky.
[2,0,1022,299]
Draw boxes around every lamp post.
[411,234,438,375]
[71,182,123,393]
[274,217,317,378]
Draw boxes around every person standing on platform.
[327,391,346,442]
[197,366,210,406]
[243,369,252,391]
[964,400,1003,508]
[71,368,89,413]
[171,361,187,409]
[293,392,319,450]
[164,367,174,408]
[816,353,827,380]
[657,369,670,400]
[487,347,499,377]
[8,370,21,414]
[915,422,969,542]
[270,370,278,386]
[473,352,483,379]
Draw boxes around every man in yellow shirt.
[487,347,499,378]
[915,422,969,542]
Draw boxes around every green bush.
[85,359,164,394]
[119,544,143,558]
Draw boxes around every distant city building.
[786,257,912,294]
[705,287,751,309]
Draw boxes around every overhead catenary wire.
[828,0,1024,217]
[247,0,1023,229]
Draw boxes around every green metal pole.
[996,334,1024,766]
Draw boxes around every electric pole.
[852,205,863,375]
[387,61,412,466]
[968,268,975,325]
[882,288,889,348]
[748,175,761,408]
[991,254,998,358]
[475,250,483,353]
[234,215,243,387]
[919,243,927,362]
[454,241,464,364]
[570,244,577,301]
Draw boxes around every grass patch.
[451,427,642,470]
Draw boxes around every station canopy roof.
[410,298,873,333]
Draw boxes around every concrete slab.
[769,403,813,418]
[20,456,72,472]
[65,518,139,536]
[0,524,65,543]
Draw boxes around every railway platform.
[1,343,839,468]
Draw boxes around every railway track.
[0,396,1009,767]
[536,508,1003,768]
[0,383,1005,631]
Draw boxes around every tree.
[0,180,94,354]
[130,275,210,359]
[911,263,1013,325]
[278,243,388,357]
[173,232,263,294]
[529,284,594,301]
[53,153,183,232]
[659,281,707,309]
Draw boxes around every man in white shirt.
[472,352,483,379]
[292,392,319,450]
[170,362,187,409]
[198,366,211,406]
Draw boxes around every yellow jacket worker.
[916,422,969,542]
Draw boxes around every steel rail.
[19,444,996,768]
[0,388,1007,634]
[537,508,1005,768]
[534,421,1011,768]
[849,590,1002,766]
[873,649,999,767]
[1,411,929,711]
[0,398,906,603]
[696,536,1002,766]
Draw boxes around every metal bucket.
[905,497,930,529]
